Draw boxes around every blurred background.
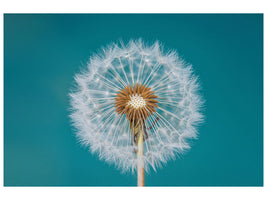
[4,14,263,186]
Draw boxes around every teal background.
[4,14,263,186]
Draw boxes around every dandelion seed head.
[70,39,204,173]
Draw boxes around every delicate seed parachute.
[70,39,204,173]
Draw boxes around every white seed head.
[69,39,204,173]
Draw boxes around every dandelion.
[70,39,204,186]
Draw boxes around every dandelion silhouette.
[70,39,203,186]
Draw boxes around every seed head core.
[127,94,146,109]
[114,83,158,122]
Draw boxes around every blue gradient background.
[4,14,263,186]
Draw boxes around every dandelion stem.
[137,127,145,187]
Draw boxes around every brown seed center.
[114,83,159,123]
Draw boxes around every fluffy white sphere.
[70,39,204,173]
